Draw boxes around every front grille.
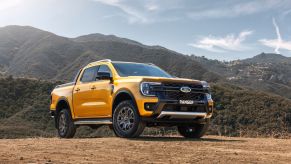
[164,92,205,100]
[151,82,206,101]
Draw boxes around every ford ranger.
[50,59,214,138]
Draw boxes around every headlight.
[140,82,161,96]
[201,81,210,89]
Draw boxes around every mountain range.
[1,25,291,99]
[0,25,218,82]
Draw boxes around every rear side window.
[80,67,97,82]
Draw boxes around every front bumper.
[142,99,213,125]
[157,111,208,119]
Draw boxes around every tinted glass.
[80,67,96,82]
[98,65,112,77]
[112,62,172,78]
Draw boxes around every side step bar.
[157,111,207,119]
[74,119,112,125]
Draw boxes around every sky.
[0,0,291,60]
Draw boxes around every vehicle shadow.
[129,136,245,143]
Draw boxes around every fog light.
[208,107,213,112]
[144,103,157,111]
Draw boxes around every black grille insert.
[151,82,206,100]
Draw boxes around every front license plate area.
[179,100,194,105]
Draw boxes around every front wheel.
[112,100,145,138]
[57,109,76,138]
[177,119,210,138]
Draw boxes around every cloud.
[91,0,185,24]
[92,0,176,24]
[93,0,150,23]
[145,3,159,11]
[91,0,291,24]
[259,18,291,53]
[189,30,253,53]
[188,0,291,19]
[188,43,225,53]
[260,39,291,52]
[272,18,282,53]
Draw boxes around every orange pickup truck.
[50,59,214,138]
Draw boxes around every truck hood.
[124,76,203,85]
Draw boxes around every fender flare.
[55,97,72,116]
[112,89,138,112]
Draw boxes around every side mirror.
[96,72,112,81]
[215,103,224,110]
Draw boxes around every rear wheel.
[57,109,76,138]
[112,100,145,138]
[177,119,210,138]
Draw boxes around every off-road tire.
[177,119,210,138]
[57,109,76,138]
[112,100,145,138]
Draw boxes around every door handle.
[91,86,96,90]
[75,88,80,92]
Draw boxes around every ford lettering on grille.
[179,100,194,104]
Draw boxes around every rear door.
[73,66,99,118]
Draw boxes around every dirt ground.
[0,135,290,164]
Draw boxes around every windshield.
[112,62,172,78]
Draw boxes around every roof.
[87,59,112,66]
[87,59,155,66]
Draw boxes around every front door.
[88,65,113,117]
[73,66,100,118]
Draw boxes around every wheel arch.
[55,97,72,127]
[112,89,138,114]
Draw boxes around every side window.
[80,67,96,82]
[98,65,112,77]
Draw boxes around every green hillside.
[191,53,291,99]
[0,77,289,138]
[210,83,291,137]
[0,76,57,138]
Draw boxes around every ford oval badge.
[180,86,191,93]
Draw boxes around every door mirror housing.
[96,72,112,81]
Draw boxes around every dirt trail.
[0,135,290,164]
